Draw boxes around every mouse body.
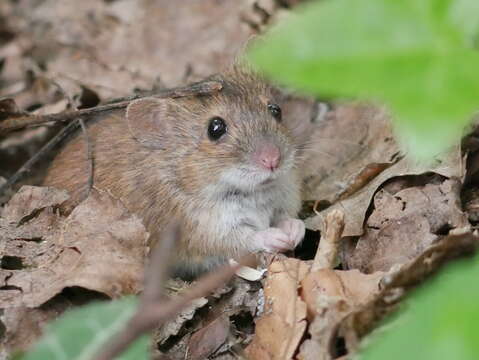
[44,67,305,274]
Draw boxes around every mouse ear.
[126,97,174,148]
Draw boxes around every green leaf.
[448,0,479,48]
[19,297,148,360]
[358,256,479,360]
[248,0,479,160]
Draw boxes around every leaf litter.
[0,186,148,354]
[1,1,479,359]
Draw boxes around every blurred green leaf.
[448,0,479,47]
[19,297,148,360]
[248,0,479,159]
[359,256,479,360]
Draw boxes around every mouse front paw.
[252,221,304,253]
[277,218,305,248]
[253,228,292,252]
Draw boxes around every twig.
[92,223,181,360]
[312,209,345,271]
[94,262,249,360]
[142,222,180,304]
[0,81,222,134]
[49,78,95,197]
[0,80,223,197]
[93,265,242,360]
[93,221,254,360]
[0,120,80,197]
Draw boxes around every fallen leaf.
[156,275,262,359]
[245,258,309,360]
[296,269,383,360]
[306,143,464,237]
[187,315,230,360]
[0,186,149,354]
[301,269,384,320]
[0,290,107,356]
[1,185,69,224]
[2,3,477,360]
[346,177,468,273]
[17,0,262,99]
[0,36,31,98]
[337,231,479,354]
[156,295,209,346]
[303,99,465,238]
[229,259,266,282]
[1,303,68,356]
[301,103,399,203]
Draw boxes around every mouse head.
[126,68,299,195]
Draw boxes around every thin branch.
[142,222,180,304]
[0,120,80,197]
[0,80,223,197]
[50,78,95,198]
[93,222,254,360]
[93,264,243,360]
[0,81,222,134]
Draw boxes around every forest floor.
[1,1,478,359]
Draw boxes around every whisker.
[302,137,368,149]
[295,146,340,160]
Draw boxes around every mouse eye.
[207,116,228,141]
[268,103,282,122]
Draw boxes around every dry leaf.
[229,259,266,281]
[2,2,477,360]
[0,186,148,305]
[245,259,309,360]
[0,291,102,356]
[157,296,209,346]
[304,102,464,238]
[187,315,230,360]
[301,269,384,320]
[1,185,69,224]
[0,186,147,354]
[15,0,262,99]
[337,231,479,353]
[156,276,262,359]
[346,177,468,273]
[296,269,383,360]
[301,103,399,202]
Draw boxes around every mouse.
[43,66,305,275]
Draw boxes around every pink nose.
[254,143,281,171]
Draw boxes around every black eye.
[268,103,282,122]
[207,116,227,141]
